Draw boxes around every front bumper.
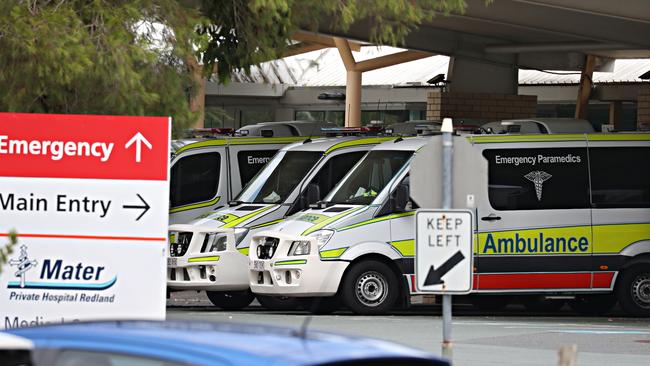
[167,225,249,291]
[248,231,348,297]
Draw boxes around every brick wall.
[638,87,650,131]
[426,92,537,121]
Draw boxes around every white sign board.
[415,209,473,294]
[0,113,170,329]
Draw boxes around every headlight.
[289,241,310,256]
[308,230,334,248]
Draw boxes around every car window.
[170,152,220,208]
[307,151,366,201]
[51,350,184,366]
[326,150,413,205]
[483,147,590,210]
[237,150,277,187]
[589,146,650,208]
[236,151,322,203]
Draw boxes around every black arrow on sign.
[424,251,465,286]
[122,194,150,221]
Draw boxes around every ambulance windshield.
[326,150,413,205]
[236,151,321,204]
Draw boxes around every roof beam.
[486,41,637,54]
[333,37,357,71]
[355,50,431,72]
[293,31,363,51]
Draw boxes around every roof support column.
[345,70,362,127]
[334,36,431,127]
[575,54,596,120]
[334,37,361,127]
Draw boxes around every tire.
[521,295,565,313]
[256,295,301,311]
[206,290,254,310]
[568,294,617,316]
[341,260,399,315]
[469,295,511,311]
[616,264,650,317]
[298,297,341,315]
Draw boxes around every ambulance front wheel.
[617,264,650,317]
[206,290,255,310]
[341,260,399,315]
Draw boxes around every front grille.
[170,232,192,257]
[256,237,279,259]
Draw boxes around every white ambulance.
[412,133,650,316]
[249,137,426,314]
[169,136,304,225]
[249,133,650,316]
[167,137,390,309]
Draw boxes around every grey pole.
[440,118,453,351]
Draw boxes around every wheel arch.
[620,253,650,270]
[341,252,410,308]
[620,240,650,258]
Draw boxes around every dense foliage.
[200,0,468,82]
[0,1,468,131]
[0,0,204,133]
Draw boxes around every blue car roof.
[6,320,448,366]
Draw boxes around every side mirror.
[305,183,321,206]
[392,184,409,213]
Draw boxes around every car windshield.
[236,151,322,204]
[326,150,413,205]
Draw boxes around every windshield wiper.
[228,200,243,207]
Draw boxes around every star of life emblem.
[8,245,38,288]
[524,170,552,201]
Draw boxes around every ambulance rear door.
[169,144,228,225]
[587,138,650,291]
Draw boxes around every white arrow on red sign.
[125,132,152,163]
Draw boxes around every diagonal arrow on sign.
[424,251,465,286]
[125,132,152,163]
[122,194,151,221]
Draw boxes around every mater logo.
[7,244,117,291]
[8,245,38,288]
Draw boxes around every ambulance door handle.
[481,214,501,221]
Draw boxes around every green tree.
[0,0,206,135]
[0,230,18,274]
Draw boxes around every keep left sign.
[0,113,170,329]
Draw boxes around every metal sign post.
[441,119,453,349]
[415,118,474,359]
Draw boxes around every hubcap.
[355,271,388,307]
[631,274,650,309]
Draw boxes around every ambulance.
[167,137,390,309]
[411,133,650,316]
[169,136,304,225]
[249,133,650,316]
[249,137,427,314]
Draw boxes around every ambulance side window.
[308,151,366,200]
[483,148,590,210]
[238,150,278,187]
[170,152,220,208]
[589,147,650,208]
[287,151,366,215]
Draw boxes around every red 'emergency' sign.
[0,113,169,181]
